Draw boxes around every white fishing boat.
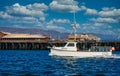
[49,12,114,57]
[49,41,113,57]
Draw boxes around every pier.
[0,31,119,50]
[0,41,120,51]
[0,40,49,50]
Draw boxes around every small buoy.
[111,47,115,51]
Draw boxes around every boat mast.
[73,11,77,41]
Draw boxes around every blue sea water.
[0,50,120,76]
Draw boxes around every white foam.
[102,54,120,58]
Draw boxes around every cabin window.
[67,43,74,47]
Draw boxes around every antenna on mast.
[74,11,76,24]
[73,11,77,41]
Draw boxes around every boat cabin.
[64,42,111,52]
[64,42,77,51]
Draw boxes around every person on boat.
[80,33,89,41]
[111,46,115,51]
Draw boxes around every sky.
[0,0,120,36]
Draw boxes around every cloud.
[79,6,87,10]
[80,6,120,20]
[49,19,70,24]
[0,3,49,28]
[0,11,13,19]
[47,18,70,27]
[46,18,71,32]
[46,23,66,32]
[87,7,120,32]
[79,22,115,35]
[27,3,48,11]
[94,23,104,26]
[94,23,112,28]
[49,0,80,12]
[79,6,98,15]
[10,17,38,24]
[46,25,65,30]
[85,8,98,15]
[90,17,118,23]
[6,3,48,18]
[99,7,120,17]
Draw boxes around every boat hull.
[49,48,112,57]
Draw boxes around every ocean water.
[0,50,120,76]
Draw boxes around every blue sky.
[0,0,120,36]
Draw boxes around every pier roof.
[2,34,47,38]
[67,35,80,39]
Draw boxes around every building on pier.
[0,32,50,42]
[0,32,10,38]
[67,33,100,42]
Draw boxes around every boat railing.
[90,46,111,52]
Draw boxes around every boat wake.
[51,54,120,59]
[103,54,120,58]
[86,54,120,59]
[72,54,120,59]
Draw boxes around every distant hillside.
[96,34,119,41]
[0,27,69,40]
[0,27,119,41]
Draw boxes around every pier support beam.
[0,41,120,50]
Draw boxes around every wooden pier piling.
[0,41,120,51]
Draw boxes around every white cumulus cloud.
[46,18,71,32]
[6,3,48,18]
[85,8,98,15]
[26,3,48,11]
[90,17,118,23]
[0,11,13,19]
[99,7,120,17]
[49,19,70,24]
[49,0,80,12]
[0,3,49,28]
[79,6,98,15]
